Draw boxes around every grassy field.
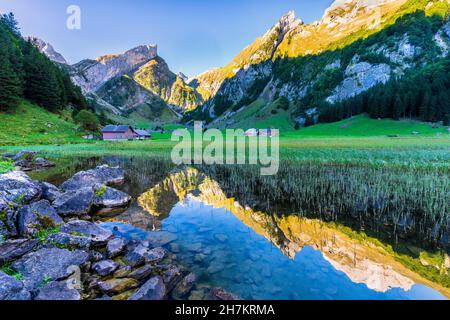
[0,158,14,174]
[0,101,85,146]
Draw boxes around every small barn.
[101,125,151,141]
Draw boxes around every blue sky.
[0,0,334,77]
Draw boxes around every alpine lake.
[28,156,450,300]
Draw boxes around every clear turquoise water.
[102,197,447,300]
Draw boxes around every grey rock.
[123,244,148,267]
[53,188,95,217]
[93,185,131,210]
[129,264,153,281]
[113,266,132,279]
[12,151,36,162]
[0,239,38,264]
[12,248,89,289]
[172,273,197,300]
[1,152,15,159]
[145,247,166,264]
[107,238,126,258]
[34,158,55,168]
[40,182,62,203]
[0,272,31,300]
[46,232,92,250]
[18,200,63,237]
[0,221,6,241]
[0,171,42,204]
[162,265,182,292]
[210,287,239,300]
[35,281,81,301]
[60,220,113,244]
[60,165,125,191]
[92,260,119,277]
[146,231,177,247]
[128,276,166,301]
[97,278,139,295]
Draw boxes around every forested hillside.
[0,13,87,113]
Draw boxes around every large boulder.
[123,243,164,267]
[18,200,63,237]
[93,185,131,213]
[60,220,114,244]
[35,281,81,301]
[0,171,42,204]
[0,239,38,264]
[12,248,89,289]
[60,165,125,191]
[53,188,95,217]
[0,272,31,300]
[128,276,166,301]
[40,182,62,203]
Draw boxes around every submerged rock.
[172,273,197,300]
[18,200,63,237]
[210,287,239,300]
[35,281,81,301]
[53,188,95,217]
[60,220,114,244]
[0,171,42,204]
[60,165,125,191]
[12,248,89,289]
[128,276,166,301]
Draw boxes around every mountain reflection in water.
[102,167,448,300]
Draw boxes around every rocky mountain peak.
[26,37,67,64]
[265,10,304,39]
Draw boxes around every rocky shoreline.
[0,152,237,301]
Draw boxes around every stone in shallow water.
[0,239,38,264]
[18,200,63,237]
[12,248,89,289]
[0,271,31,300]
[123,244,148,267]
[60,220,113,244]
[35,281,81,301]
[172,273,197,300]
[128,276,166,301]
[129,264,153,281]
[145,231,177,247]
[162,265,183,291]
[93,185,131,211]
[113,266,132,279]
[53,188,95,217]
[210,287,239,300]
[92,260,120,277]
[145,247,166,264]
[107,238,126,258]
[98,278,139,295]
[60,165,125,191]
[214,234,228,243]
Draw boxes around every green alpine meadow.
[0,0,449,303]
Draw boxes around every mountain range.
[34,0,450,129]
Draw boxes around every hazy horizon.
[0,0,333,77]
